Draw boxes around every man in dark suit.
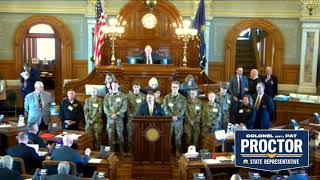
[263,66,278,98]
[142,45,161,64]
[59,89,85,130]
[253,82,274,129]
[20,62,40,99]
[228,67,249,120]
[0,155,22,180]
[138,91,164,116]
[46,161,78,180]
[51,134,91,169]
[6,132,44,173]
[27,122,46,148]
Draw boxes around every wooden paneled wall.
[0,60,16,79]
[208,62,300,84]
[72,60,88,79]
[0,60,88,80]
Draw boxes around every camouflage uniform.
[201,102,222,138]
[126,91,146,152]
[84,96,104,149]
[184,97,202,147]
[163,93,186,152]
[216,92,232,130]
[103,92,127,152]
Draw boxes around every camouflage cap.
[220,82,229,89]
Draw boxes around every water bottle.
[18,115,25,126]
[227,123,232,134]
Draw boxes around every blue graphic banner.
[235,130,309,171]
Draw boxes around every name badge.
[93,103,98,108]
[239,109,244,113]
[168,103,174,107]
[227,100,231,104]
[68,105,73,111]
[195,106,200,110]
[136,99,142,104]
[212,108,218,113]
[116,97,121,102]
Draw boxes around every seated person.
[6,132,44,174]
[142,77,159,94]
[235,95,256,129]
[142,45,160,64]
[179,74,198,97]
[46,161,78,180]
[0,155,22,180]
[155,90,163,105]
[51,134,91,169]
[59,89,84,130]
[138,91,164,116]
[104,73,116,94]
[0,78,6,102]
[27,122,46,148]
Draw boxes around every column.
[87,18,96,73]
[298,21,320,94]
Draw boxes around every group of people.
[21,62,278,157]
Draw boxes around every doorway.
[14,16,73,103]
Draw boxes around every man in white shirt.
[144,45,153,64]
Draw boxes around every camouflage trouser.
[107,118,124,146]
[171,121,183,150]
[184,123,200,147]
[86,123,103,150]
[221,109,230,130]
[126,117,134,149]
[201,126,212,139]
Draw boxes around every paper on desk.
[309,123,320,127]
[89,158,103,163]
[203,159,221,164]
[216,156,230,161]
[0,124,12,128]
[38,151,48,156]
[55,134,64,138]
[55,133,81,140]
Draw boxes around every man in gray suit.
[228,67,248,121]
[24,81,53,130]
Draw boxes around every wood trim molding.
[14,15,73,102]
[224,18,284,82]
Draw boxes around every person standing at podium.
[138,91,164,116]
[127,81,146,153]
[144,45,153,64]
[163,81,186,157]
[103,81,127,154]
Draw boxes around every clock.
[141,13,157,29]
[145,127,160,142]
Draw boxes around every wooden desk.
[179,153,237,180]
[86,152,118,180]
[0,121,26,148]
[40,130,94,150]
[275,100,320,126]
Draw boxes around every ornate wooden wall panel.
[72,60,88,79]
[208,62,225,82]
[282,64,299,84]
[0,60,15,79]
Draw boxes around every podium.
[133,116,172,162]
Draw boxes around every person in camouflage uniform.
[201,92,222,139]
[103,81,127,154]
[126,81,146,153]
[184,89,202,148]
[163,81,186,157]
[215,82,232,130]
[84,87,104,150]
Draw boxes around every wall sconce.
[300,0,320,16]
[102,18,124,66]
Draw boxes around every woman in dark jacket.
[236,94,256,129]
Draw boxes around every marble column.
[298,20,320,94]
[86,18,96,73]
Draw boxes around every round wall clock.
[141,13,157,29]
[145,127,160,142]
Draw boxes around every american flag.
[93,0,107,66]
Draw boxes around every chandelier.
[175,20,198,67]
[300,0,320,16]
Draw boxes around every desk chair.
[12,157,26,175]
[42,160,76,175]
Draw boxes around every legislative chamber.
[0,0,320,179]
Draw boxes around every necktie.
[238,77,243,96]
[149,103,153,116]
[149,55,152,64]
[255,95,261,111]
[147,56,150,64]
[38,94,42,109]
